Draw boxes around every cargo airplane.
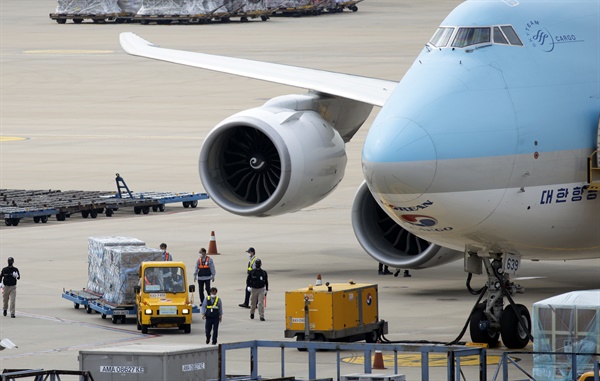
[120,0,600,348]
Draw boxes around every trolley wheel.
[73,18,83,23]
[296,334,307,352]
[158,204,165,212]
[105,209,114,217]
[5,219,11,226]
[351,5,358,11]
[10,218,19,226]
[365,329,379,343]
[102,314,107,319]
[74,303,80,309]
[134,206,142,214]
[34,216,41,223]
[261,15,268,21]
[240,16,248,22]
[41,215,48,223]
[56,18,67,24]
[183,201,190,208]
[152,205,158,212]
[141,19,149,25]
[90,209,98,218]
[112,316,118,324]
[82,210,89,218]
[190,200,198,208]
[142,206,150,214]
[86,306,92,314]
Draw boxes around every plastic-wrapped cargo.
[266,0,312,8]
[102,246,163,305]
[87,237,145,295]
[243,0,267,12]
[532,290,600,381]
[117,0,143,13]
[56,0,122,14]
[137,0,183,15]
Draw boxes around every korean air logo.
[400,214,438,227]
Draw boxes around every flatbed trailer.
[0,175,209,226]
[50,11,269,24]
[62,289,200,324]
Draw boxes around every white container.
[79,343,218,381]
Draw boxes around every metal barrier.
[218,340,486,381]
[1,369,95,381]
[492,352,600,381]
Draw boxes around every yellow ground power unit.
[284,281,388,343]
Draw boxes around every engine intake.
[352,181,462,269]
[199,94,349,216]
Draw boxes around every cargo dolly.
[0,174,209,226]
[62,290,200,324]
[49,12,132,23]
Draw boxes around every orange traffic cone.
[373,348,386,370]
[207,231,220,255]
[315,274,322,286]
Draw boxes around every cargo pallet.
[62,289,200,324]
[49,11,270,24]
[270,0,362,16]
[0,174,209,226]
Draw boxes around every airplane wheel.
[500,304,531,349]
[469,304,499,347]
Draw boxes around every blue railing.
[218,340,486,381]
[492,352,600,381]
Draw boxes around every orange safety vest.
[197,256,211,277]
[164,252,171,261]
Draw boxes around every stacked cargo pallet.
[87,236,163,305]
[50,0,363,23]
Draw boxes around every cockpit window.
[429,27,455,47]
[500,25,523,46]
[493,27,509,44]
[451,27,491,48]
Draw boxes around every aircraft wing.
[119,32,397,107]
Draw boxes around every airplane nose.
[362,117,436,202]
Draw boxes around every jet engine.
[200,93,372,217]
[352,181,462,269]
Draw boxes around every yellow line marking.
[0,136,27,142]
[23,50,114,54]
[342,353,504,367]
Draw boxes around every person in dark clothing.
[194,248,215,304]
[378,262,393,275]
[201,287,223,345]
[0,257,20,318]
[239,247,259,308]
[246,259,268,321]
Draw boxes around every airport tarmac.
[1,0,600,379]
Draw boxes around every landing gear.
[467,255,532,349]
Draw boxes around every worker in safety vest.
[160,243,172,261]
[239,247,259,308]
[201,287,222,345]
[193,248,215,304]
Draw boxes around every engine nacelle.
[352,181,462,269]
[199,94,349,216]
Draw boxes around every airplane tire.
[500,304,531,349]
[469,305,499,347]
